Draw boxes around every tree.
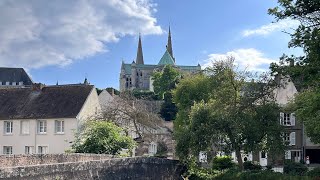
[152,65,181,120]
[269,0,320,142]
[72,120,135,155]
[159,92,177,121]
[174,58,284,170]
[102,92,163,140]
[152,65,180,97]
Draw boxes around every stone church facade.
[119,27,201,92]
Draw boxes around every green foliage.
[152,65,180,97]
[173,59,284,170]
[132,89,160,100]
[212,156,234,171]
[72,121,135,155]
[292,88,320,143]
[283,161,308,176]
[243,161,262,171]
[307,167,320,177]
[159,92,177,121]
[269,1,320,143]
[155,141,168,158]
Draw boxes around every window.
[3,146,12,155]
[25,146,34,154]
[37,120,47,134]
[4,121,13,134]
[38,146,48,154]
[280,112,295,126]
[21,120,30,134]
[19,81,23,85]
[5,82,9,85]
[261,151,266,158]
[12,82,16,86]
[290,132,296,146]
[283,133,290,143]
[148,142,157,155]
[55,120,64,134]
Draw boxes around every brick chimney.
[32,83,45,91]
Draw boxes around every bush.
[212,156,234,171]
[243,161,262,171]
[283,161,308,176]
[155,141,168,158]
[307,167,320,177]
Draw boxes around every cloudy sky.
[0,0,302,89]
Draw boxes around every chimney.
[32,83,45,91]
[111,88,115,96]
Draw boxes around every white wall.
[0,118,77,154]
[273,77,298,105]
[77,87,101,122]
[98,90,114,111]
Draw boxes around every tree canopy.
[173,58,284,170]
[72,121,135,155]
[152,65,180,97]
[269,0,320,143]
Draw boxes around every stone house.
[0,84,101,154]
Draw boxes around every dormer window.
[6,82,9,85]
[19,82,23,85]
[12,82,16,86]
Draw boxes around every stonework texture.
[0,156,185,180]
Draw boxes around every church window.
[140,72,142,76]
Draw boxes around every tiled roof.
[0,67,33,85]
[0,84,94,119]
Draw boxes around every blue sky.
[0,0,301,89]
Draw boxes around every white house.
[0,84,101,155]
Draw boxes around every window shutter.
[285,150,291,159]
[280,112,284,125]
[290,113,296,126]
[290,132,296,146]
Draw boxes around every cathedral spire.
[166,26,174,61]
[136,33,144,64]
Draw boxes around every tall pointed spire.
[136,33,144,64]
[166,26,174,61]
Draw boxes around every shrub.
[243,161,262,171]
[307,167,320,177]
[283,161,308,176]
[155,141,168,158]
[212,156,234,171]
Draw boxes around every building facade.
[119,27,201,92]
[0,84,101,155]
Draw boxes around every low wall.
[0,154,112,168]
[0,157,184,180]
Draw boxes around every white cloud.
[0,0,162,69]
[242,19,299,37]
[202,48,276,72]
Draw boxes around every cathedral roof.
[158,50,175,65]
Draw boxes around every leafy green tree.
[174,58,284,170]
[159,92,177,121]
[269,0,320,143]
[152,65,180,97]
[72,121,135,155]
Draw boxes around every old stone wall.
[0,154,112,168]
[0,157,184,180]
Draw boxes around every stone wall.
[0,154,112,168]
[0,157,185,180]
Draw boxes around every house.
[0,84,101,155]
[0,67,33,87]
[119,27,201,92]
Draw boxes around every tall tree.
[174,58,284,170]
[269,0,320,143]
[152,65,180,97]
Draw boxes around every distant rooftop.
[0,67,33,86]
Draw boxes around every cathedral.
[119,27,201,92]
